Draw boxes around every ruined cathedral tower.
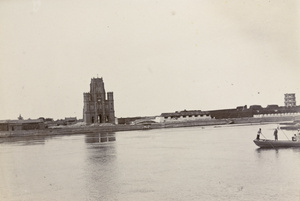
[83,77,115,124]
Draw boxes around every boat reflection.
[255,147,280,159]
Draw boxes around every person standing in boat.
[256,128,262,140]
[274,129,278,141]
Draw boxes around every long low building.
[155,110,212,123]
[154,105,300,123]
[0,119,45,131]
[208,105,300,119]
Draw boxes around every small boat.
[280,120,300,130]
[253,139,300,148]
[280,125,300,131]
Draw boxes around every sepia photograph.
[1,0,300,200]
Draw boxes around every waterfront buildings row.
[0,119,45,131]
[0,75,299,132]
[128,93,300,124]
[153,104,300,124]
[0,117,79,132]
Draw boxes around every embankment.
[0,119,229,138]
[0,116,297,138]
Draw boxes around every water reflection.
[291,147,300,153]
[85,132,116,144]
[255,147,300,160]
[0,135,52,146]
[255,148,279,153]
[256,147,299,153]
[1,124,300,201]
[256,148,282,157]
[84,132,118,200]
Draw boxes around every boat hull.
[253,139,300,148]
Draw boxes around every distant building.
[156,110,212,123]
[83,77,115,124]
[0,119,45,131]
[118,116,157,125]
[284,93,296,107]
[65,117,77,125]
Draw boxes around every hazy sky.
[0,0,299,120]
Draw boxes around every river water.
[1,123,300,201]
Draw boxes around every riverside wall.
[0,119,228,138]
[0,116,298,138]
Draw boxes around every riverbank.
[0,119,229,138]
[0,116,297,138]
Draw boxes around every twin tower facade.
[83,77,115,124]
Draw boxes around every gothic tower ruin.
[83,77,115,124]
